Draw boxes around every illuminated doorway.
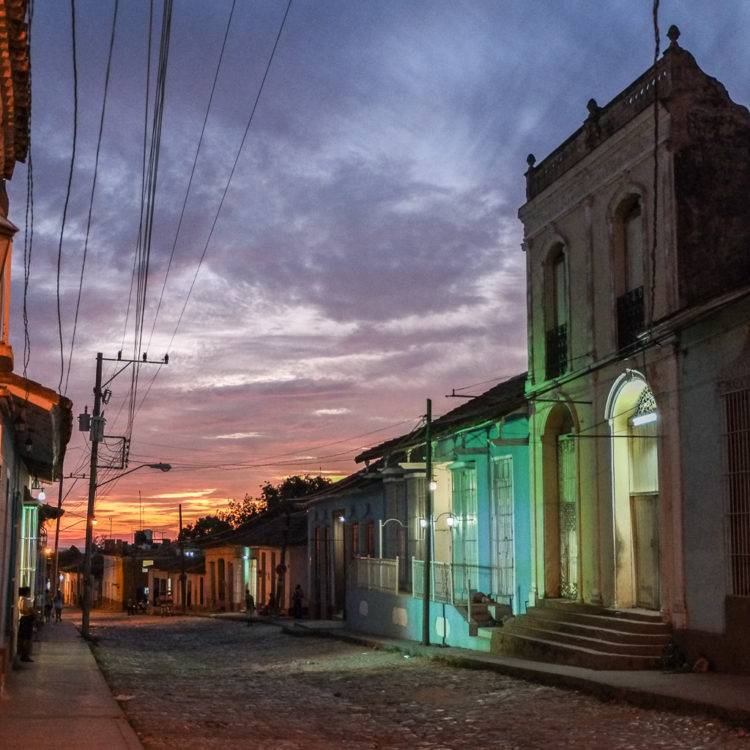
[608,373,660,609]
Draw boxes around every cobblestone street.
[89,614,749,750]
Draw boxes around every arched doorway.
[542,404,578,600]
[607,372,660,609]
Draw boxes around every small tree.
[220,493,264,527]
[259,474,331,516]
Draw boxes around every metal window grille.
[558,435,578,600]
[722,388,750,596]
[545,323,568,379]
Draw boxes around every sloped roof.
[202,509,308,548]
[0,371,73,480]
[356,372,527,464]
[296,465,384,509]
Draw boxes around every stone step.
[501,620,667,656]
[524,605,669,635]
[489,629,663,671]
[488,601,672,670]
[505,613,671,646]
[538,598,664,622]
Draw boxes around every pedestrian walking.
[17,586,35,662]
[43,592,52,623]
[292,584,303,619]
[53,589,63,622]
[244,588,255,626]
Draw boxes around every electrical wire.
[144,0,238,354]
[22,145,32,378]
[116,0,239,442]
[126,0,173,442]
[63,0,120,396]
[165,0,294,354]
[54,0,79,394]
[649,0,660,330]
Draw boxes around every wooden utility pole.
[82,353,103,639]
[179,503,187,613]
[422,398,432,646]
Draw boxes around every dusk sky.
[9,1,750,546]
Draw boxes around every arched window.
[544,244,568,379]
[615,196,645,350]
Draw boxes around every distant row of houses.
[83,28,750,675]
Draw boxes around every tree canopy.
[181,474,332,539]
[179,514,232,541]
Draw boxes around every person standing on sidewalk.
[292,584,303,619]
[17,586,35,662]
[43,592,53,623]
[244,588,255,626]
[53,589,63,622]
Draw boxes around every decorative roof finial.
[526,154,536,168]
[667,25,680,47]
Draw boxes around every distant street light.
[81,461,171,638]
[96,462,171,488]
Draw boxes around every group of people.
[244,583,304,626]
[43,590,64,623]
[17,587,63,663]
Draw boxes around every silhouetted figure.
[17,586,34,662]
[292,584,303,619]
[43,592,52,623]
[53,590,63,622]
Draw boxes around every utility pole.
[179,503,186,613]
[80,351,169,638]
[51,476,64,598]
[82,352,103,639]
[422,398,432,646]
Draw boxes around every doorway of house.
[609,375,660,610]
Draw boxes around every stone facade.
[519,27,750,670]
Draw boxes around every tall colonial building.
[519,26,750,671]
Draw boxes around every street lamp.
[81,461,171,638]
[96,463,171,487]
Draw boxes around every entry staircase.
[480,599,672,670]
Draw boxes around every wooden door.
[631,493,660,609]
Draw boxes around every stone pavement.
[283,618,750,726]
[0,617,142,750]
[1,611,750,750]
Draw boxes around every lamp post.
[81,459,171,638]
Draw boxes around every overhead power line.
[166,0,294,354]
[63,0,120,396]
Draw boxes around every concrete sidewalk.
[284,620,750,726]
[0,618,142,750]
